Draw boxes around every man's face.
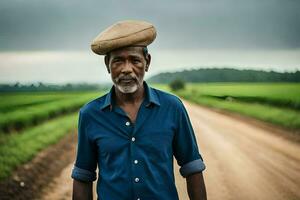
[105,46,150,94]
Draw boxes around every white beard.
[114,82,139,94]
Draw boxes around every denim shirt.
[71,82,206,200]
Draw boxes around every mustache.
[116,75,137,82]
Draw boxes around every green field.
[0,91,102,180]
[167,83,300,130]
[0,91,100,132]
[0,114,77,180]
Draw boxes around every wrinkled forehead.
[108,46,145,58]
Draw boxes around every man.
[72,20,207,200]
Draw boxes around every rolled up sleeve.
[71,110,97,182]
[71,166,97,182]
[179,159,206,177]
[173,101,206,178]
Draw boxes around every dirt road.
[41,101,300,200]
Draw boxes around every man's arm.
[72,179,93,200]
[186,172,207,200]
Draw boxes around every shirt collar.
[100,86,114,110]
[144,81,160,107]
[100,81,160,111]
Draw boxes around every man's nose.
[121,61,133,74]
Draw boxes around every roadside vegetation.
[156,82,300,131]
[0,91,102,181]
[0,114,77,180]
[179,83,300,130]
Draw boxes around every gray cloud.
[0,0,300,51]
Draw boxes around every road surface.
[41,101,300,200]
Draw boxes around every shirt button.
[137,198,141,200]
[134,177,139,183]
[125,121,130,126]
[131,137,136,142]
[134,160,138,164]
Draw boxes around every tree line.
[0,82,110,92]
[147,68,300,83]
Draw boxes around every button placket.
[130,119,141,199]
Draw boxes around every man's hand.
[72,179,93,200]
[186,172,207,200]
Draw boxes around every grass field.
[0,91,100,132]
[166,83,300,130]
[0,91,102,180]
[0,114,77,180]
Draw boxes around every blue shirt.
[71,82,206,200]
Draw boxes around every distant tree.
[169,79,185,91]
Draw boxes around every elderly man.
[71,20,207,200]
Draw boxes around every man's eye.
[112,59,121,63]
[133,59,141,63]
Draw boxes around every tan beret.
[91,20,157,55]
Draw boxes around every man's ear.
[104,55,110,73]
[145,54,151,72]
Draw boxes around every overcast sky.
[0,0,300,84]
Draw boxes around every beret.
[91,20,157,55]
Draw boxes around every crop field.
[170,82,300,130]
[0,92,101,133]
[0,91,102,180]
